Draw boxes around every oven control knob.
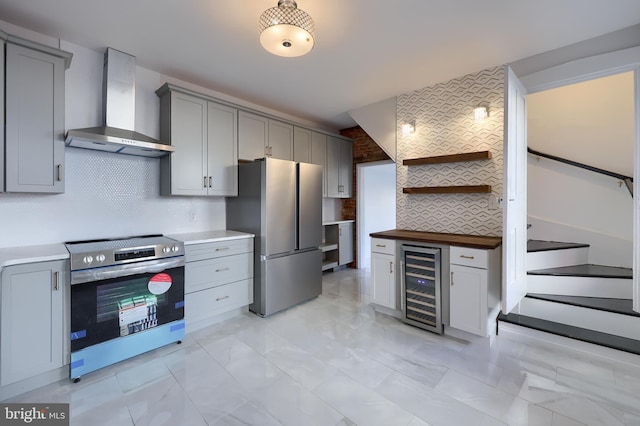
[171,245,179,252]
[96,254,106,263]
[162,247,170,254]
[83,255,93,264]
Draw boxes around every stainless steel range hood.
[65,48,174,158]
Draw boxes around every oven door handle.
[70,256,185,285]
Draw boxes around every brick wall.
[339,126,392,268]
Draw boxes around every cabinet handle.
[56,164,62,182]
[216,267,230,272]
[460,255,475,260]
[450,271,454,286]
[54,271,59,291]
[375,244,386,248]
[209,176,212,188]
[204,176,208,188]
[339,228,342,236]
[216,295,230,302]
[215,247,230,251]
[389,261,393,273]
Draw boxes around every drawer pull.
[460,255,475,260]
[54,271,60,291]
[389,261,393,273]
[216,267,230,272]
[215,247,230,251]
[216,295,230,302]
[451,271,454,286]
[376,244,386,248]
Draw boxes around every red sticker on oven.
[148,273,172,295]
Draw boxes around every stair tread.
[498,312,640,355]
[527,239,590,253]
[527,264,632,279]
[526,293,640,317]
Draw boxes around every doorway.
[357,161,396,270]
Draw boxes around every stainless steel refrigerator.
[226,157,323,316]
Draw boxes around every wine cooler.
[400,245,442,334]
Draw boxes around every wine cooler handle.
[400,259,405,313]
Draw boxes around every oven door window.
[70,267,184,352]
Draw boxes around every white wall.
[527,155,633,267]
[0,24,325,249]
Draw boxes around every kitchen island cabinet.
[1,260,68,387]
[2,34,72,194]
[157,84,238,197]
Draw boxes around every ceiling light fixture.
[259,0,315,57]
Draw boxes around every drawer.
[185,238,253,262]
[450,246,488,269]
[185,253,253,293]
[185,279,252,324]
[371,238,395,256]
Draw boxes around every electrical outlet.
[488,195,499,210]
[189,211,197,222]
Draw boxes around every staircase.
[498,239,640,355]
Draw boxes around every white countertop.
[168,230,254,245]
[323,220,354,226]
[0,243,69,271]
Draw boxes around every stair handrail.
[527,147,633,197]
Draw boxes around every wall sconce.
[402,121,415,136]
[474,106,488,123]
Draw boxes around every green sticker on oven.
[148,273,172,295]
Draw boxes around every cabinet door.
[371,252,396,309]
[449,264,487,336]
[293,127,312,163]
[238,111,268,161]
[311,132,327,197]
[326,136,341,197]
[338,222,354,265]
[1,260,67,386]
[169,92,208,196]
[268,120,293,160]
[207,101,238,196]
[5,43,65,193]
[340,140,353,197]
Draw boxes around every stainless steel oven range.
[65,235,185,381]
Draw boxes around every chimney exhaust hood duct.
[65,48,174,158]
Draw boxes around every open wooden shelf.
[403,150,492,166]
[403,185,492,194]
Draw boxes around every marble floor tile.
[7,268,640,426]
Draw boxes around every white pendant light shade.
[259,0,315,57]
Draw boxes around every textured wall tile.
[397,66,504,236]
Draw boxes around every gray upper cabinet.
[157,84,237,197]
[238,111,293,161]
[311,132,327,197]
[4,39,71,193]
[293,126,312,163]
[327,136,353,198]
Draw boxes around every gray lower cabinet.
[371,238,396,309]
[238,111,293,161]
[0,260,68,386]
[157,84,238,196]
[326,136,353,198]
[4,38,71,193]
[184,238,254,328]
[338,221,354,265]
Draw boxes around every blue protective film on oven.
[170,322,185,332]
[70,359,84,369]
[70,330,87,340]
[175,300,185,309]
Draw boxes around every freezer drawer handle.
[216,295,230,302]
[216,267,230,272]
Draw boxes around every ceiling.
[0,1,639,131]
